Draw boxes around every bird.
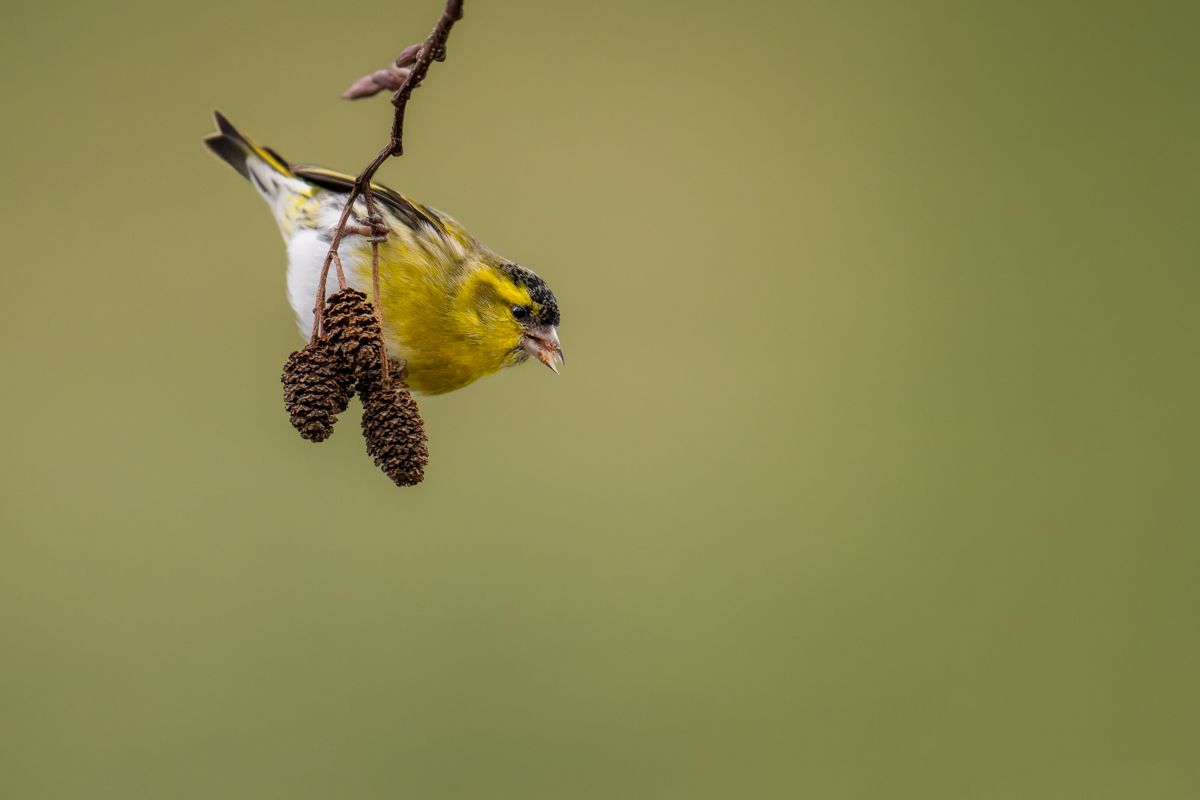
[203,111,562,395]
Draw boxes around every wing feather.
[292,165,443,233]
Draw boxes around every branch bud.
[342,65,414,100]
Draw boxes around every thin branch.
[309,0,465,348]
[363,184,390,387]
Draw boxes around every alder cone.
[281,341,353,442]
[361,380,428,487]
[322,288,384,385]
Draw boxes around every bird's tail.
[204,111,303,204]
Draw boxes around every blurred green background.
[2,0,1198,797]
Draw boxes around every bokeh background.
[2,1,1198,797]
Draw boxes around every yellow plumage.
[204,113,562,395]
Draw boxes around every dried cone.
[360,374,429,487]
[322,288,384,386]
[321,288,428,485]
[281,340,354,442]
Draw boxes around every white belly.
[284,229,373,339]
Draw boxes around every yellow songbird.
[204,112,563,395]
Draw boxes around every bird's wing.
[292,165,444,233]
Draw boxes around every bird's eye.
[511,305,530,320]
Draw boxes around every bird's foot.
[366,213,390,242]
[347,214,390,243]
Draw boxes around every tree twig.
[309,0,465,351]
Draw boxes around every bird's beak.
[522,325,564,374]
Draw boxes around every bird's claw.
[344,219,390,241]
[354,213,390,240]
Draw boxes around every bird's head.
[464,260,563,374]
